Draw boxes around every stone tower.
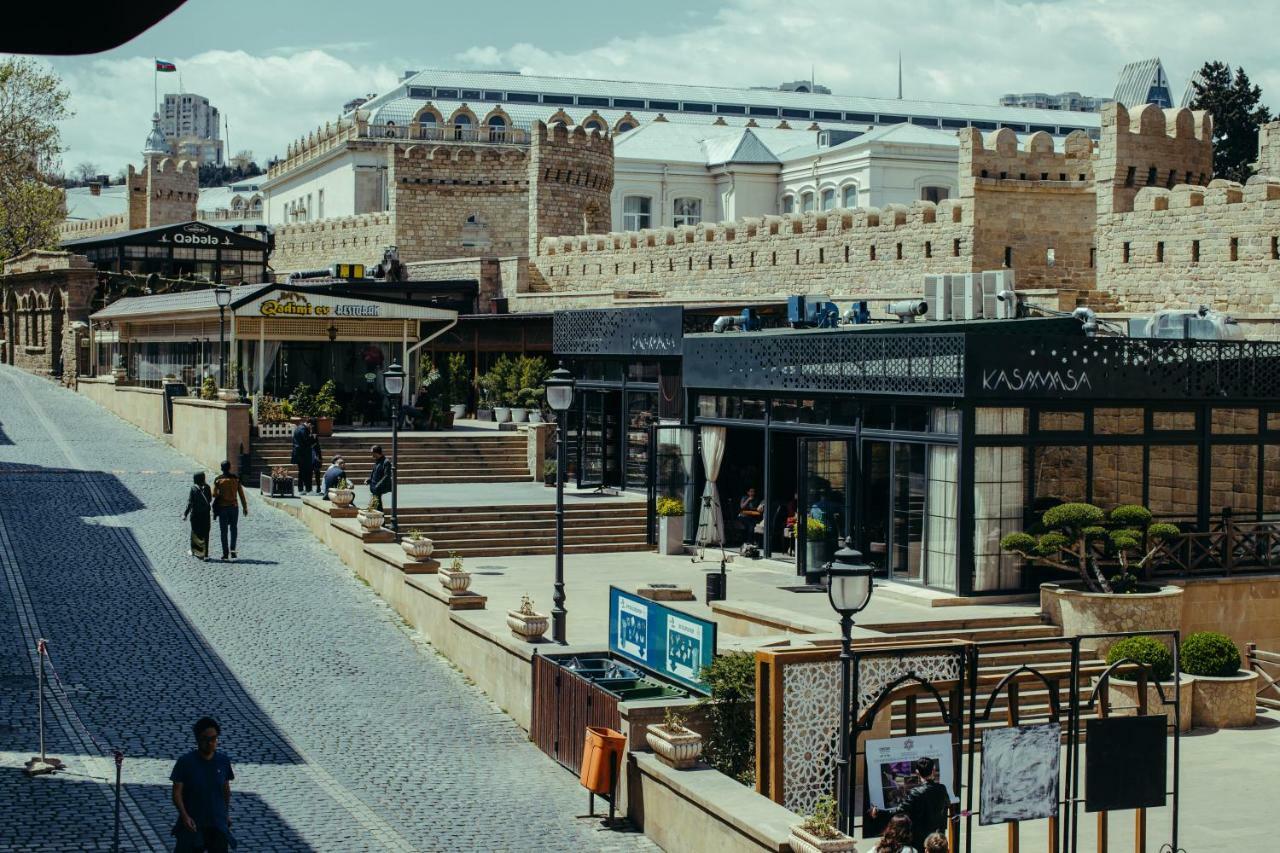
[126,114,198,229]
[527,121,614,256]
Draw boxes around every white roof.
[63,185,129,221]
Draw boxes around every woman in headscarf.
[183,472,213,561]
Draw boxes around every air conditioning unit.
[925,275,951,321]
[982,269,1016,319]
[950,273,982,320]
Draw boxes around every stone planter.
[1189,670,1258,729]
[216,387,240,402]
[402,537,434,559]
[1042,583,1184,656]
[659,516,686,555]
[510,407,529,423]
[327,488,355,507]
[260,474,293,497]
[357,509,385,531]
[788,825,859,853]
[507,609,549,641]
[645,725,703,769]
[1101,673,1194,732]
[493,406,511,423]
[439,569,471,593]
[450,403,467,420]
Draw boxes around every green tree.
[1189,61,1272,183]
[0,58,71,262]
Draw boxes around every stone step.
[405,516,647,532]
[868,624,1062,643]
[441,542,653,558]
[422,530,648,550]
[865,614,1046,634]
[396,506,646,523]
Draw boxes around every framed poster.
[864,733,959,812]
[608,587,717,693]
[616,594,649,659]
[980,722,1061,825]
[1085,715,1167,813]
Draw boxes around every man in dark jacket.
[367,444,392,510]
[290,421,313,494]
[872,757,951,851]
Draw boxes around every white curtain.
[698,425,726,546]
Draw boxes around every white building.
[161,92,224,166]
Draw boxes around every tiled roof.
[92,284,265,320]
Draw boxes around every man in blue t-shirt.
[170,716,235,852]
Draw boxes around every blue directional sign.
[608,586,717,694]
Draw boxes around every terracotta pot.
[401,538,434,559]
[439,569,471,592]
[788,825,859,853]
[327,488,354,507]
[1189,669,1258,729]
[313,415,334,437]
[645,725,702,769]
[357,509,385,530]
[507,610,548,641]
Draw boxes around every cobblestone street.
[0,366,654,852]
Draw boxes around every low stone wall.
[171,398,251,475]
[78,377,165,437]
[1172,574,1280,653]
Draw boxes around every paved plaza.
[0,366,654,851]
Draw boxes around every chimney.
[89,182,101,196]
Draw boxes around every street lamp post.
[381,360,405,532]
[213,285,232,387]
[825,538,875,835]
[544,364,576,645]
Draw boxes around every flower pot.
[494,406,511,423]
[788,824,859,853]
[439,569,471,592]
[805,538,831,572]
[477,408,494,422]
[402,538,435,559]
[1189,669,1258,728]
[510,407,528,423]
[645,724,703,769]
[1099,673,1194,732]
[1042,583,1184,656]
[659,515,686,556]
[450,403,467,419]
[327,488,355,507]
[357,509,385,531]
[216,388,240,402]
[313,416,334,437]
[507,609,549,641]
[528,411,544,424]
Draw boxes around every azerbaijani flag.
[155,59,176,72]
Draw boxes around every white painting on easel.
[980,722,1060,825]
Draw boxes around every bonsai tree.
[1000,503,1179,594]
[1180,631,1241,677]
[1106,635,1174,682]
[313,380,341,420]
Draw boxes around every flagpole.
[153,58,157,114]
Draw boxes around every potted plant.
[446,352,469,420]
[439,550,471,592]
[327,476,354,507]
[479,357,513,423]
[656,496,686,555]
[200,375,218,401]
[646,707,703,769]
[543,459,557,487]
[357,497,385,531]
[1002,504,1184,654]
[507,593,549,641]
[802,517,830,571]
[789,794,857,853]
[288,383,315,423]
[312,380,340,436]
[1181,631,1257,728]
[255,395,295,438]
[261,464,294,497]
[402,527,434,559]
[1102,635,1192,732]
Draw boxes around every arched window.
[801,192,815,213]
[416,110,438,138]
[672,197,702,226]
[452,112,472,140]
[487,114,507,141]
[251,197,263,211]
[841,185,858,208]
[583,119,606,132]
[782,195,795,214]
[921,186,950,203]
[616,120,637,133]
[820,188,836,211]
[623,196,651,230]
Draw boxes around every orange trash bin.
[579,726,627,794]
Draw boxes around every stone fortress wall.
[266,212,397,276]
[58,154,199,242]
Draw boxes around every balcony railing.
[364,122,532,145]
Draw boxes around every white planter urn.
[493,406,511,423]
[788,825,859,853]
[528,411,544,424]
[216,388,240,402]
[327,488,355,507]
[659,515,686,556]
[507,609,549,641]
[439,568,472,592]
[510,407,529,423]
[357,509,385,531]
[645,724,703,769]
[401,537,434,559]
[450,403,467,419]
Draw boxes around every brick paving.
[0,366,654,852]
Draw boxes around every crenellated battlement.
[58,214,128,240]
[962,127,1095,187]
[532,120,613,155]
[1096,102,1214,217]
[269,118,363,180]
[275,211,394,238]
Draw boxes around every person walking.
[309,420,324,495]
[366,445,392,510]
[183,473,213,561]
[171,716,236,852]
[871,757,950,852]
[212,461,248,561]
[922,832,949,853]
[290,419,313,495]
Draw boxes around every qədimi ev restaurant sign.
[235,290,445,321]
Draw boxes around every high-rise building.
[160,92,224,166]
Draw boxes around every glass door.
[796,437,853,576]
[576,389,622,490]
[647,425,701,545]
[891,442,927,583]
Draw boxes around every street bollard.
[23,639,64,777]
[113,750,123,853]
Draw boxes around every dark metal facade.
[552,305,683,357]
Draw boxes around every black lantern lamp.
[381,360,405,531]
[826,537,875,835]
[544,363,575,644]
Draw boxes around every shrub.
[1180,631,1241,677]
[697,651,755,785]
[803,517,827,538]
[199,375,217,400]
[656,496,685,517]
[289,383,315,418]
[1106,636,1174,682]
[445,352,470,408]
[1042,502,1105,530]
[313,380,340,419]
[799,794,841,840]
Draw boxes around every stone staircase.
[250,433,530,485]
[394,501,652,558]
[861,615,1105,742]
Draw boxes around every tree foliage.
[697,651,756,785]
[198,161,263,188]
[1190,61,1272,183]
[0,57,71,262]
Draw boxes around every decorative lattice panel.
[553,306,683,356]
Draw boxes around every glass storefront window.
[1091,445,1143,508]
[772,398,823,424]
[1212,408,1258,434]
[696,395,765,420]
[1148,444,1198,519]
[1095,407,1143,434]
[1153,410,1196,431]
[975,407,1027,434]
[929,407,960,434]
[625,391,658,489]
[1210,444,1258,515]
[924,444,958,590]
[1033,446,1087,505]
[973,446,1024,591]
[1040,410,1085,431]
[173,247,195,259]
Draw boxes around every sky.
[13,0,1280,176]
